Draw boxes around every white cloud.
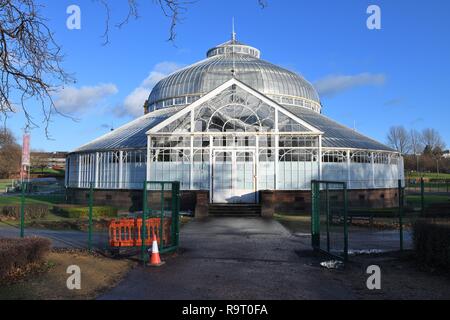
[314,73,386,98]
[54,84,118,114]
[118,62,183,118]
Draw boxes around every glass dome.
[148,39,322,113]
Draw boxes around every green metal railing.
[15,180,180,265]
[141,181,181,264]
[311,180,348,261]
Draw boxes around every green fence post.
[170,181,180,249]
[160,183,165,251]
[398,180,404,252]
[175,182,180,248]
[343,182,348,261]
[141,181,148,266]
[420,177,425,216]
[88,182,93,252]
[311,181,320,249]
[325,184,330,253]
[20,181,25,238]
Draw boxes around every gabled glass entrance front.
[147,79,322,204]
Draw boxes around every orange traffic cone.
[149,231,165,267]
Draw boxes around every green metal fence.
[311,180,348,261]
[311,178,450,260]
[2,180,180,265]
[141,181,181,263]
[405,178,450,218]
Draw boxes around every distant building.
[31,152,67,170]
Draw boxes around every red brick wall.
[259,188,399,215]
[67,188,399,216]
[66,188,198,213]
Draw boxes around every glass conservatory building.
[66,38,403,208]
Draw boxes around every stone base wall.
[259,188,399,216]
[66,188,198,213]
[66,188,399,216]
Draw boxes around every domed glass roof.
[148,38,322,113]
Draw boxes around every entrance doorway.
[211,150,257,204]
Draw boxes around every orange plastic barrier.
[109,218,172,248]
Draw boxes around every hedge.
[0,205,49,221]
[0,237,51,279]
[413,219,450,269]
[52,205,118,219]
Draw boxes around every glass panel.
[278,113,311,132]
[194,86,275,133]
[236,152,254,190]
[214,152,233,190]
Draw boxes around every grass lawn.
[0,193,192,231]
[0,195,66,206]
[31,168,65,176]
[0,250,134,300]
[0,180,14,192]
[0,195,115,230]
[406,194,450,207]
[407,172,450,179]
[274,213,311,234]
[275,209,418,233]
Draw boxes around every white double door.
[211,150,257,204]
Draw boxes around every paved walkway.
[100,217,357,300]
[0,222,108,250]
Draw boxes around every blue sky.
[6,0,450,151]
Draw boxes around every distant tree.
[387,126,411,154]
[0,129,21,179]
[408,129,423,172]
[423,145,433,156]
[31,152,49,174]
[421,128,446,151]
[409,129,424,155]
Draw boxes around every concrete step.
[208,204,261,217]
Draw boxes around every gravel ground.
[99,217,450,300]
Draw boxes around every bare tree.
[386,126,411,154]
[0,0,73,134]
[100,0,268,44]
[0,128,21,178]
[1,0,267,133]
[410,129,423,155]
[30,151,48,173]
[409,129,423,172]
[421,128,446,151]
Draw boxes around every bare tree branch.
[421,128,446,151]
[0,0,74,137]
[99,0,267,43]
[386,126,411,155]
[0,0,267,137]
[258,0,268,8]
[116,0,139,29]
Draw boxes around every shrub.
[413,219,450,270]
[0,205,49,221]
[0,237,51,279]
[52,205,117,219]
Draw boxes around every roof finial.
[232,17,236,42]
